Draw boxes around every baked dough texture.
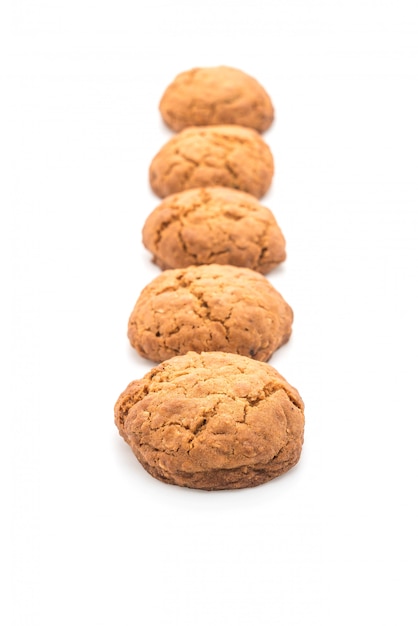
[142,187,286,274]
[149,125,274,199]
[128,264,293,363]
[114,351,304,490]
[159,66,274,132]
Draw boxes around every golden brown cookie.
[142,187,286,274]
[149,125,274,199]
[128,264,292,363]
[159,66,274,132]
[114,351,305,490]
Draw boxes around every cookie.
[149,125,274,199]
[115,351,304,490]
[128,264,293,363]
[159,66,274,133]
[142,187,286,274]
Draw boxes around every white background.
[2,1,418,624]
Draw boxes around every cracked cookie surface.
[142,187,286,274]
[115,351,304,490]
[128,264,293,363]
[149,125,274,199]
[159,66,274,132]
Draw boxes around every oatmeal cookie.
[159,66,274,132]
[128,264,292,363]
[142,187,286,274]
[114,351,304,490]
[149,125,274,199]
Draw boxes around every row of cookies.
[115,67,305,490]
